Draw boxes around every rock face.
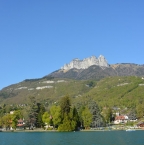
[61,55,109,70]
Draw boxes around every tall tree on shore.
[50,105,61,128]
[37,103,45,127]
[60,95,71,119]
[81,107,92,129]
[42,112,51,127]
[0,114,12,130]
[58,95,78,131]
[28,96,45,128]
[88,100,104,128]
[102,108,113,124]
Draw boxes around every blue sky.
[0,0,144,89]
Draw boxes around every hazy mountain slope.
[111,63,144,76]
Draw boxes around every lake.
[0,130,144,145]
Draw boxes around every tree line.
[0,95,114,131]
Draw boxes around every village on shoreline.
[0,95,144,132]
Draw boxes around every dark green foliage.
[88,101,104,127]
[70,107,80,129]
[58,96,79,131]
[58,107,79,131]
[76,105,85,127]
[42,76,54,80]
[86,81,95,87]
[24,78,42,82]
[128,109,137,120]
[72,107,79,124]
[60,95,71,118]
[102,108,113,123]
[24,76,54,82]
[28,104,37,128]
[36,103,45,127]
[58,114,76,131]
[28,97,45,128]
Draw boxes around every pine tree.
[88,100,104,128]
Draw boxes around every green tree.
[0,114,12,130]
[102,108,113,124]
[81,107,92,129]
[37,103,45,127]
[58,114,76,131]
[77,105,85,128]
[28,96,37,129]
[11,110,22,130]
[58,96,78,131]
[42,112,51,127]
[71,107,79,124]
[28,103,37,128]
[128,109,137,120]
[70,107,80,129]
[60,95,71,118]
[28,101,45,128]
[88,100,104,127]
[50,105,61,128]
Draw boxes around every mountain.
[47,55,144,80]
[48,63,144,80]
[61,55,109,70]
[0,55,144,107]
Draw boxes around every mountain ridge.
[61,55,109,70]
[48,63,144,80]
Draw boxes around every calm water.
[0,130,144,145]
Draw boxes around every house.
[114,115,128,124]
[17,119,25,127]
[10,111,14,114]
[137,121,144,128]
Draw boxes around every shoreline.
[1,128,143,133]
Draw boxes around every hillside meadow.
[0,76,144,119]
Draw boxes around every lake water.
[0,130,144,145]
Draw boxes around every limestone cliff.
[61,55,109,70]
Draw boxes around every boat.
[126,128,135,131]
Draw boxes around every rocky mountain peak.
[61,55,109,70]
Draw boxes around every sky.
[0,0,144,89]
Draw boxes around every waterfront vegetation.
[0,96,103,131]
[0,95,143,132]
[0,76,144,131]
